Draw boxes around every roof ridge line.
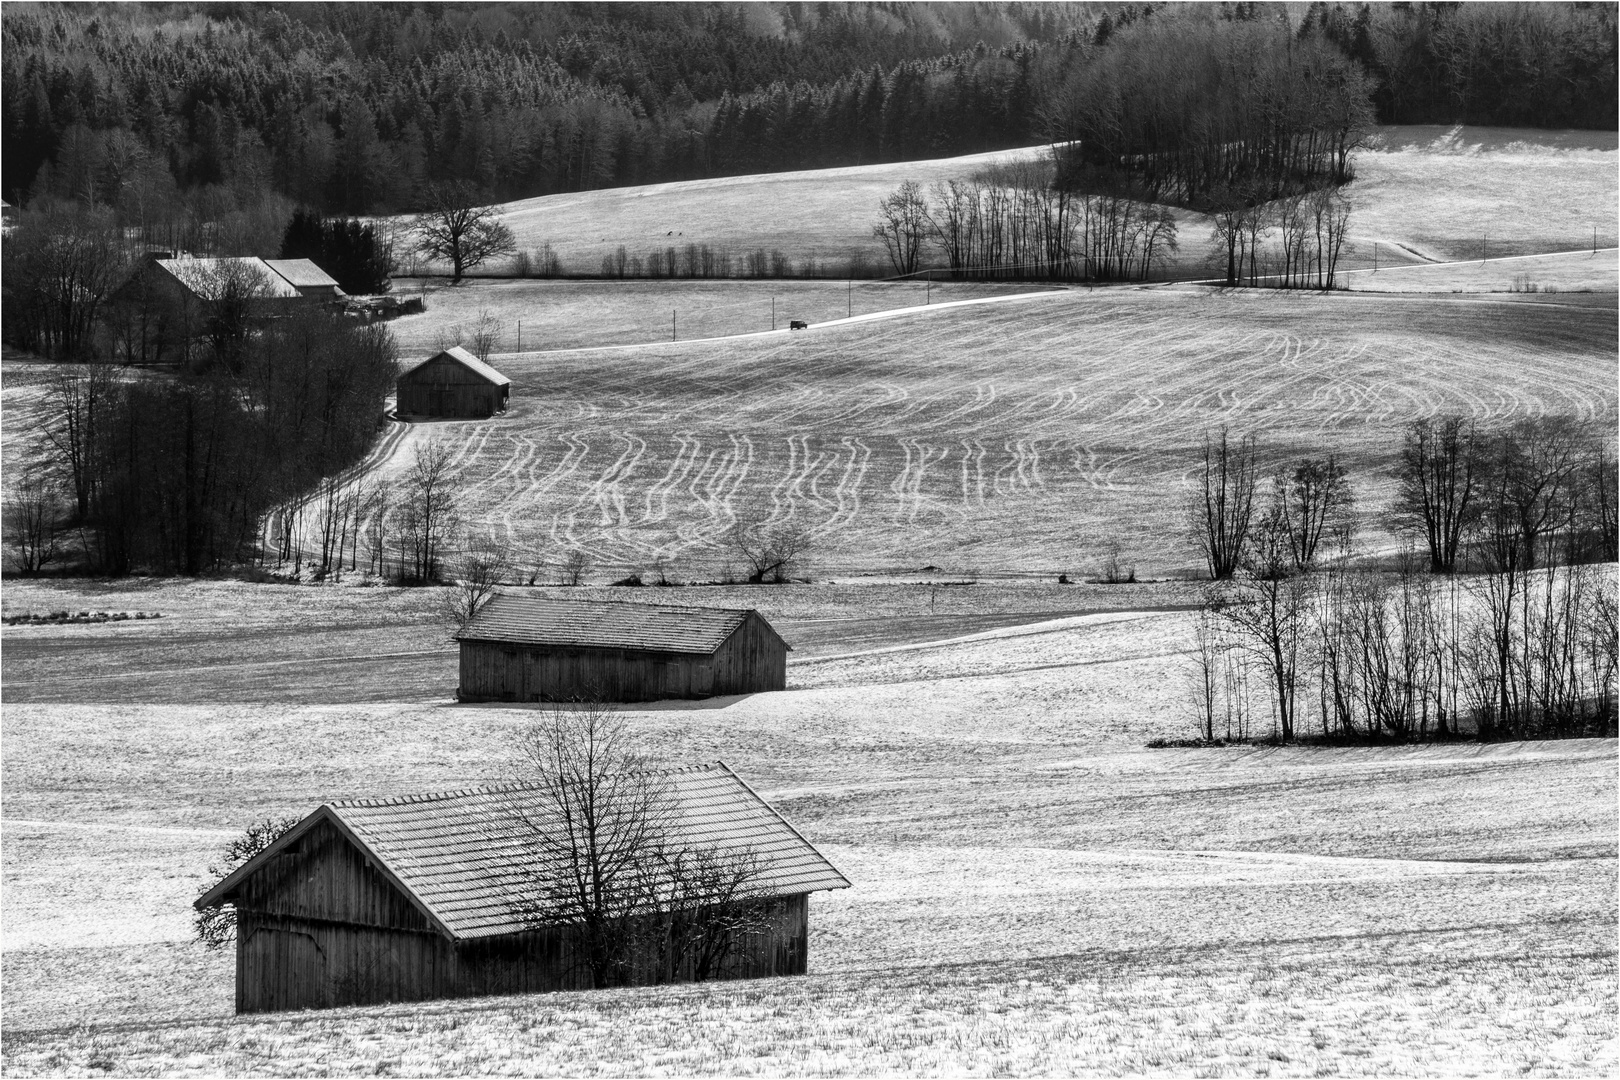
[486,592,753,616]
[331,762,723,806]
[489,595,748,612]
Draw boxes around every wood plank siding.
[458,612,787,703]
[232,819,812,1011]
[396,352,509,418]
[201,762,844,1014]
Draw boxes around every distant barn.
[456,595,790,703]
[194,762,850,1013]
[396,346,511,419]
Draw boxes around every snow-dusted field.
[341,288,1616,580]
[2,581,1615,1075]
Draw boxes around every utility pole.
[772,296,776,331]
[1372,242,1377,273]
[517,320,521,352]
[672,310,676,342]
[847,278,852,318]
[926,272,931,305]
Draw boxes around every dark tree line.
[1048,12,1376,210]
[2,3,1090,221]
[9,3,1611,229]
[279,209,392,295]
[14,313,397,575]
[1303,1,1618,130]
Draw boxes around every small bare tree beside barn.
[502,701,776,988]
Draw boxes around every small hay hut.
[396,346,511,419]
[194,762,849,1013]
[455,595,790,703]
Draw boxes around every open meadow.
[424,126,1617,280]
[343,287,1618,580]
[2,576,1615,1076]
[2,118,1617,1077]
[384,279,1054,356]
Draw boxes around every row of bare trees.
[1193,418,1616,583]
[874,164,1180,283]
[1209,187,1353,288]
[1190,557,1617,744]
[4,313,398,576]
[1185,417,1618,743]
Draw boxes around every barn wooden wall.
[231,820,814,1013]
[459,641,712,702]
[710,612,789,695]
[458,619,786,703]
[397,355,507,418]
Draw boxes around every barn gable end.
[396,346,511,419]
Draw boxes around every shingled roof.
[262,258,341,290]
[196,762,849,939]
[156,256,302,299]
[402,345,511,387]
[457,594,783,655]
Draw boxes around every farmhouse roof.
[194,762,849,939]
[401,346,511,387]
[262,258,341,290]
[155,256,302,299]
[457,594,786,654]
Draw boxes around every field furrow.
[353,289,1614,577]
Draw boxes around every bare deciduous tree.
[1393,415,1483,574]
[469,307,504,361]
[413,181,517,283]
[499,701,769,988]
[43,362,117,522]
[3,467,65,574]
[728,512,812,584]
[442,530,512,630]
[1272,455,1354,571]
[398,443,460,582]
[873,180,929,276]
[193,816,300,950]
[1190,427,1258,580]
[559,547,592,586]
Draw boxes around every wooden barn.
[194,763,850,1013]
[396,346,510,418]
[455,595,791,703]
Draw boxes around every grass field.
[421,125,1617,279]
[2,125,1617,1075]
[384,278,1055,356]
[355,288,1618,579]
[1343,249,1620,294]
[2,577,1614,1075]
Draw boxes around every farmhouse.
[115,254,302,310]
[396,346,511,418]
[194,762,850,1013]
[456,594,789,703]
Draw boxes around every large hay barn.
[194,763,849,1013]
[396,346,511,419]
[456,595,791,703]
